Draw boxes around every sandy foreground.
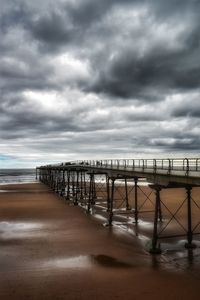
[0,183,200,300]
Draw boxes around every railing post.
[168,159,171,174]
[153,159,157,173]
[184,158,189,176]
[124,160,126,168]
[142,159,144,170]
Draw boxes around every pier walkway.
[37,158,200,253]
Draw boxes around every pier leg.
[185,186,196,249]
[83,173,87,199]
[51,171,55,190]
[74,171,79,205]
[106,177,110,212]
[158,191,162,222]
[60,170,65,196]
[66,171,70,200]
[150,187,161,254]
[125,178,130,210]
[87,174,93,213]
[56,171,59,193]
[108,179,115,226]
[80,172,84,202]
[91,175,96,205]
[54,171,56,191]
[134,177,138,224]
[72,172,75,202]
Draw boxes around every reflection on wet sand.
[42,254,133,270]
[0,221,44,239]
[91,254,133,268]
[42,256,91,269]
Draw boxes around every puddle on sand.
[42,254,133,270]
[0,221,44,239]
[0,221,43,231]
[42,256,91,270]
[91,254,133,268]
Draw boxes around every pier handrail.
[38,158,200,178]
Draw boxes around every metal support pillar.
[158,191,162,222]
[56,170,59,193]
[125,178,130,210]
[106,177,110,212]
[87,174,94,213]
[66,170,70,200]
[80,172,84,201]
[83,173,87,198]
[149,187,162,254]
[134,177,138,223]
[74,171,79,205]
[72,172,75,202]
[185,186,196,249]
[91,177,96,205]
[108,179,115,226]
[60,170,65,196]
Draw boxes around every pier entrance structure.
[37,158,200,254]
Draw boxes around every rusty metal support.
[150,186,162,254]
[74,171,79,205]
[80,171,84,201]
[91,175,96,205]
[60,170,65,196]
[71,171,75,202]
[124,178,130,210]
[108,178,115,226]
[87,173,94,213]
[106,177,110,212]
[134,177,138,223]
[83,173,87,198]
[55,170,60,193]
[65,170,70,200]
[185,186,196,249]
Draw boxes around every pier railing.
[74,158,200,176]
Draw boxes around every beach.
[0,182,200,299]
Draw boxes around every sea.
[0,169,37,185]
[0,169,149,186]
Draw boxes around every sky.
[0,0,200,168]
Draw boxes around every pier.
[37,158,200,253]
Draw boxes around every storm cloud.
[0,0,200,167]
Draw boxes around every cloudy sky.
[0,0,200,168]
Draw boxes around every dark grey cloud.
[172,96,200,118]
[0,0,200,167]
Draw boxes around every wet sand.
[0,183,200,299]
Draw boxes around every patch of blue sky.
[0,154,16,161]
